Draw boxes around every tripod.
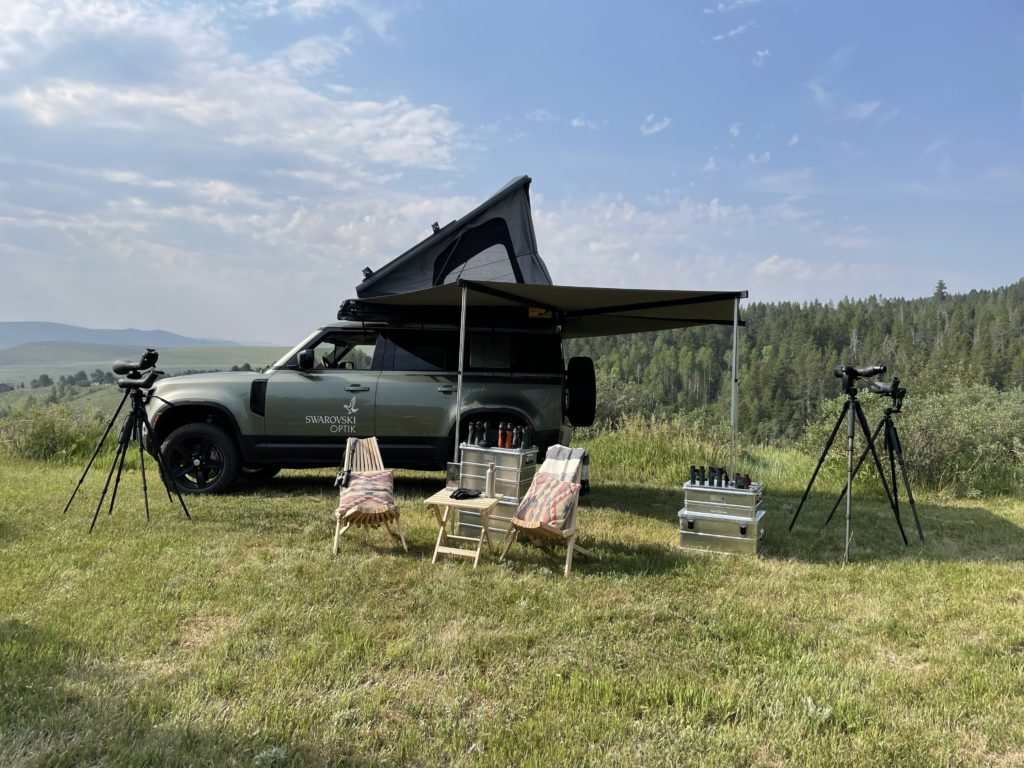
[824,399,924,542]
[789,372,909,564]
[63,369,191,532]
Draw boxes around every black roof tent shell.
[354,176,553,298]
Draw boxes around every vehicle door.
[263,329,380,462]
[373,329,483,466]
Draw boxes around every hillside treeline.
[567,278,1024,442]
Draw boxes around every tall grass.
[0,402,110,463]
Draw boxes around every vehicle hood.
[149,370,262,398]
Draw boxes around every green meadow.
[2,420,1022,767]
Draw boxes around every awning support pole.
[729,297,740,478]
[453,284,468,463]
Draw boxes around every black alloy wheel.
[162,423,240,494]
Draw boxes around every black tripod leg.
[889,422,924,541]
[824,418,884,527]
[89,416,132,533]
[855,402,907,545]
[106,418,132,517]
[136,414,150,523]
[790,401,849,531]
[62,389,130,515]
[886,420,904,537]
[141,411,191,521]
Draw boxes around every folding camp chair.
[332,437,407,554]
[499,445,591,576]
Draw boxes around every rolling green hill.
[0,342,288,387]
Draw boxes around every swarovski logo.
[344,395,359,415]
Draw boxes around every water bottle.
[485,462,496,498]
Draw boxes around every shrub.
[0,403,109,464]
[798,385,1024,497]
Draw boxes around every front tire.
[162,423,240,494]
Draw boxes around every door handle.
[345,385,370,392]
[436,385,455,394]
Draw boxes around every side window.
[312,331,379,370]
[466,332,562,373]
[469,334,512,370]
[385,331,457,372]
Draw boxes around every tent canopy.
[355,176,552,298]
[347,279,747,338]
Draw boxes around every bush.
[0,403,109,463]
[798,386,1024,497]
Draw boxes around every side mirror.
[297,349,315,370]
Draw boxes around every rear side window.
[469,332,562,374]
[385,331,457,372]
[381,329,563,375]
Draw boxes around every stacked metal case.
[678,481,766,555]
[456,443,538,537]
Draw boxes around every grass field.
[2,424,1023,766]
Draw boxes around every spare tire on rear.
[565,356,596,427]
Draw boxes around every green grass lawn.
[2,429,1023,767]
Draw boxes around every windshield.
[270,329,322,369]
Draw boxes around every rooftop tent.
[355,176,553,298]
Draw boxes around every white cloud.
[284,0,399,36]
[846,100,881,122]
[807,79,832,108]
[0,0,228,69]
[4,71,464,169]
[754,254,811,280]
[788,134,800,146]
[571,115,605,130]
[527,108,557,122]
[272,32,355,75]
[820,226,873,250]
[712,21,755,41]
[729,122,741,137]
[752,49,770,66]
[703,0,760,13]
[703,157,717,174]
[922,139,949,157]
[640,114,671,136]
[747,151,770,164]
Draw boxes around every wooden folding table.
[424,489,500,568]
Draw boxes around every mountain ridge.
[0,321,236,350]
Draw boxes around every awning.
[349,279,747,338]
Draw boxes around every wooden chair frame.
[333,437,407,555]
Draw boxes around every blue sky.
[1,0,1022,343]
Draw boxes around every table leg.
[431,505,450,565]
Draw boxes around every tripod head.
[833,363,886,395]
[112,348,162,391]
[869,376,907,414]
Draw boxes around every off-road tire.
[162,423,240,494]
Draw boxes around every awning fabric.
[352,280,747,338]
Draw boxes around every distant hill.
[0,341,288,386]
[0,321,234,351]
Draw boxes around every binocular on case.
[688,465,752,489]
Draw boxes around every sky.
[1,1,1022,345]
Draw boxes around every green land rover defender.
[145,314,595,493]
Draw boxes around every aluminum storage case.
[678,508,766,555]
[679,480,766,556]
[456,444,538,537]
